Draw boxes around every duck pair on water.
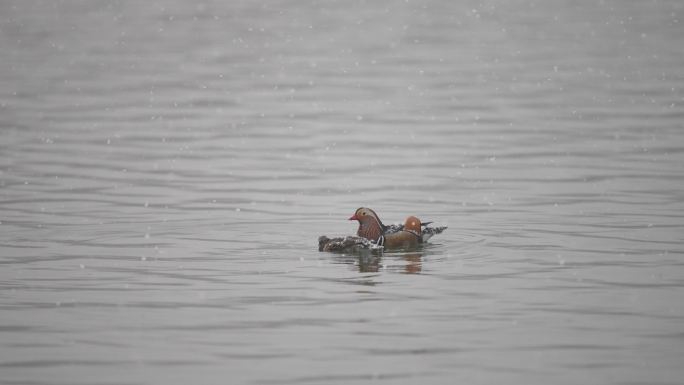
[319,207,447,252]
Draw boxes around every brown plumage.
[382,216,423,249]
[348,207,387,242]
[317,208,446,253]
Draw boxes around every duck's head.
[403,216,422,234]
[348,207,380,222]
[349,207,385,240]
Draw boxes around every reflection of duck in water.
[319,207,446,253]
[330,251,424,274]
[403,253,422,274]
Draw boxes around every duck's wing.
[383,223,404,234]
[319,235,379,252]
[385,222,441,236]
[421,225,447,242]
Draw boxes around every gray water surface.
[1,1,684,384]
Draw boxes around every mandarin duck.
[380,215,423,249]
[348,207,386,242]
[319,207,447,253]
[349,207,447,244]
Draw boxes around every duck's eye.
[361,211,366,216]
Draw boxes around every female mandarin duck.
[381,215,423,249]
[318,207,446,252]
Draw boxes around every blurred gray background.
[1,1,683,384]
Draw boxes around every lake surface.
[1,1,683,384]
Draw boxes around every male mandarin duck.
[318,207,446,252]
[348,207,386,242]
